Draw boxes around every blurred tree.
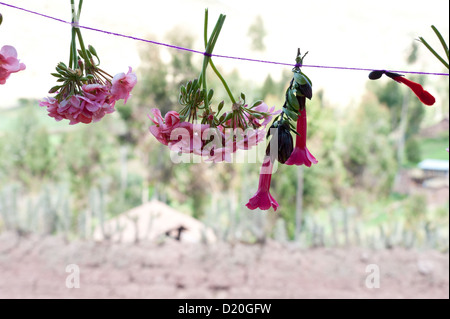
[0,101,55,187]
[341,93,397,196]
[247,15,267,52]
[260,74,277,99]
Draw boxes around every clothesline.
[1,1,449,77]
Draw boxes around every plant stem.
[200,12,225,110]
[75,28,90,70]
[431,25,449,63]
[69,0,77,69]
[77,0,83,21]
[210,60,236,104]
[419,36,449,69]
[201,12,235,104]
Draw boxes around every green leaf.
[418,36,449,69]
[51,73,62,78]
[48,86,61,94]
[219,113,227,123]
[217,100,225,114]
[431,25,449,62]
[251,100,263,108]
[192,79,199,90]
[283,107,298,121]
[77,49,86,60]
[208,89,214,102]
[287,89,300,110]
[88,45,98,57]
[294,72,307,85]
[225,112,233,121]
[180,85,187,96]
[240,92,246,102]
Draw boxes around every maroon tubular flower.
[285,108,318,167]
[245,156,279,211]
[369,70,436,106]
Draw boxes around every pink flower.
[161,111,180,134]
[204,135,233,162]
[111,67,137,103]
[0,45,26,84]
[168,122,204,155]
[235,128,265,150]
[148,109,183,145]
[252,102,281,127]
[244,102,281,128]
[285,108,318,167]
[246,156,279,211]
[39,97,64,121]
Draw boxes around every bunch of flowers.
[246,50,318,211]
[39,1,136,124]
[0,14,26,84]
[148,10,278,162]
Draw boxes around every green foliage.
[247,15,267,52]
[419,134,450,160]
[260,74,277,99]
[405,137,422,163]
[341,94,397,195]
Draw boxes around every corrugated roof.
[418,159,449,172]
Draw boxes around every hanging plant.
[148,9,279,163]
[39,0,137,124]
[0,13,26,85]
[246,49,318,211]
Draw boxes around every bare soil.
[0,232,448,299]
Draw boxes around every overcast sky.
[1,0,449,108]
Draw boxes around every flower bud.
[266,121,293,164]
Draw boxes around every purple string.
[1,1,449,77]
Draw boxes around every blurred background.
[0,0,448,298]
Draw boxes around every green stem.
[419,36,449,69]
[77,0,83,21]
[75,28,91,69]
[202,12,235,104]
[200,12,225,110]
[69,0,77,69]
[71,28,77,69]
[431,25,449,62]
[210,60,236,104]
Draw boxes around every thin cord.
[1,1,449,77]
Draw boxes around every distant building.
[418,159,449,179]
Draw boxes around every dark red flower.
[245,156,279,211]
[369,70,436,106]
[285,108,318,167]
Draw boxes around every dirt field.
[0,232,448,299]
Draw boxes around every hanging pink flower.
[285,108,318,167]
[246,156,279,211]
[0,45,26,84]
[111,67,137,103]
[235,128,265,150]
[39,97,64,121]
